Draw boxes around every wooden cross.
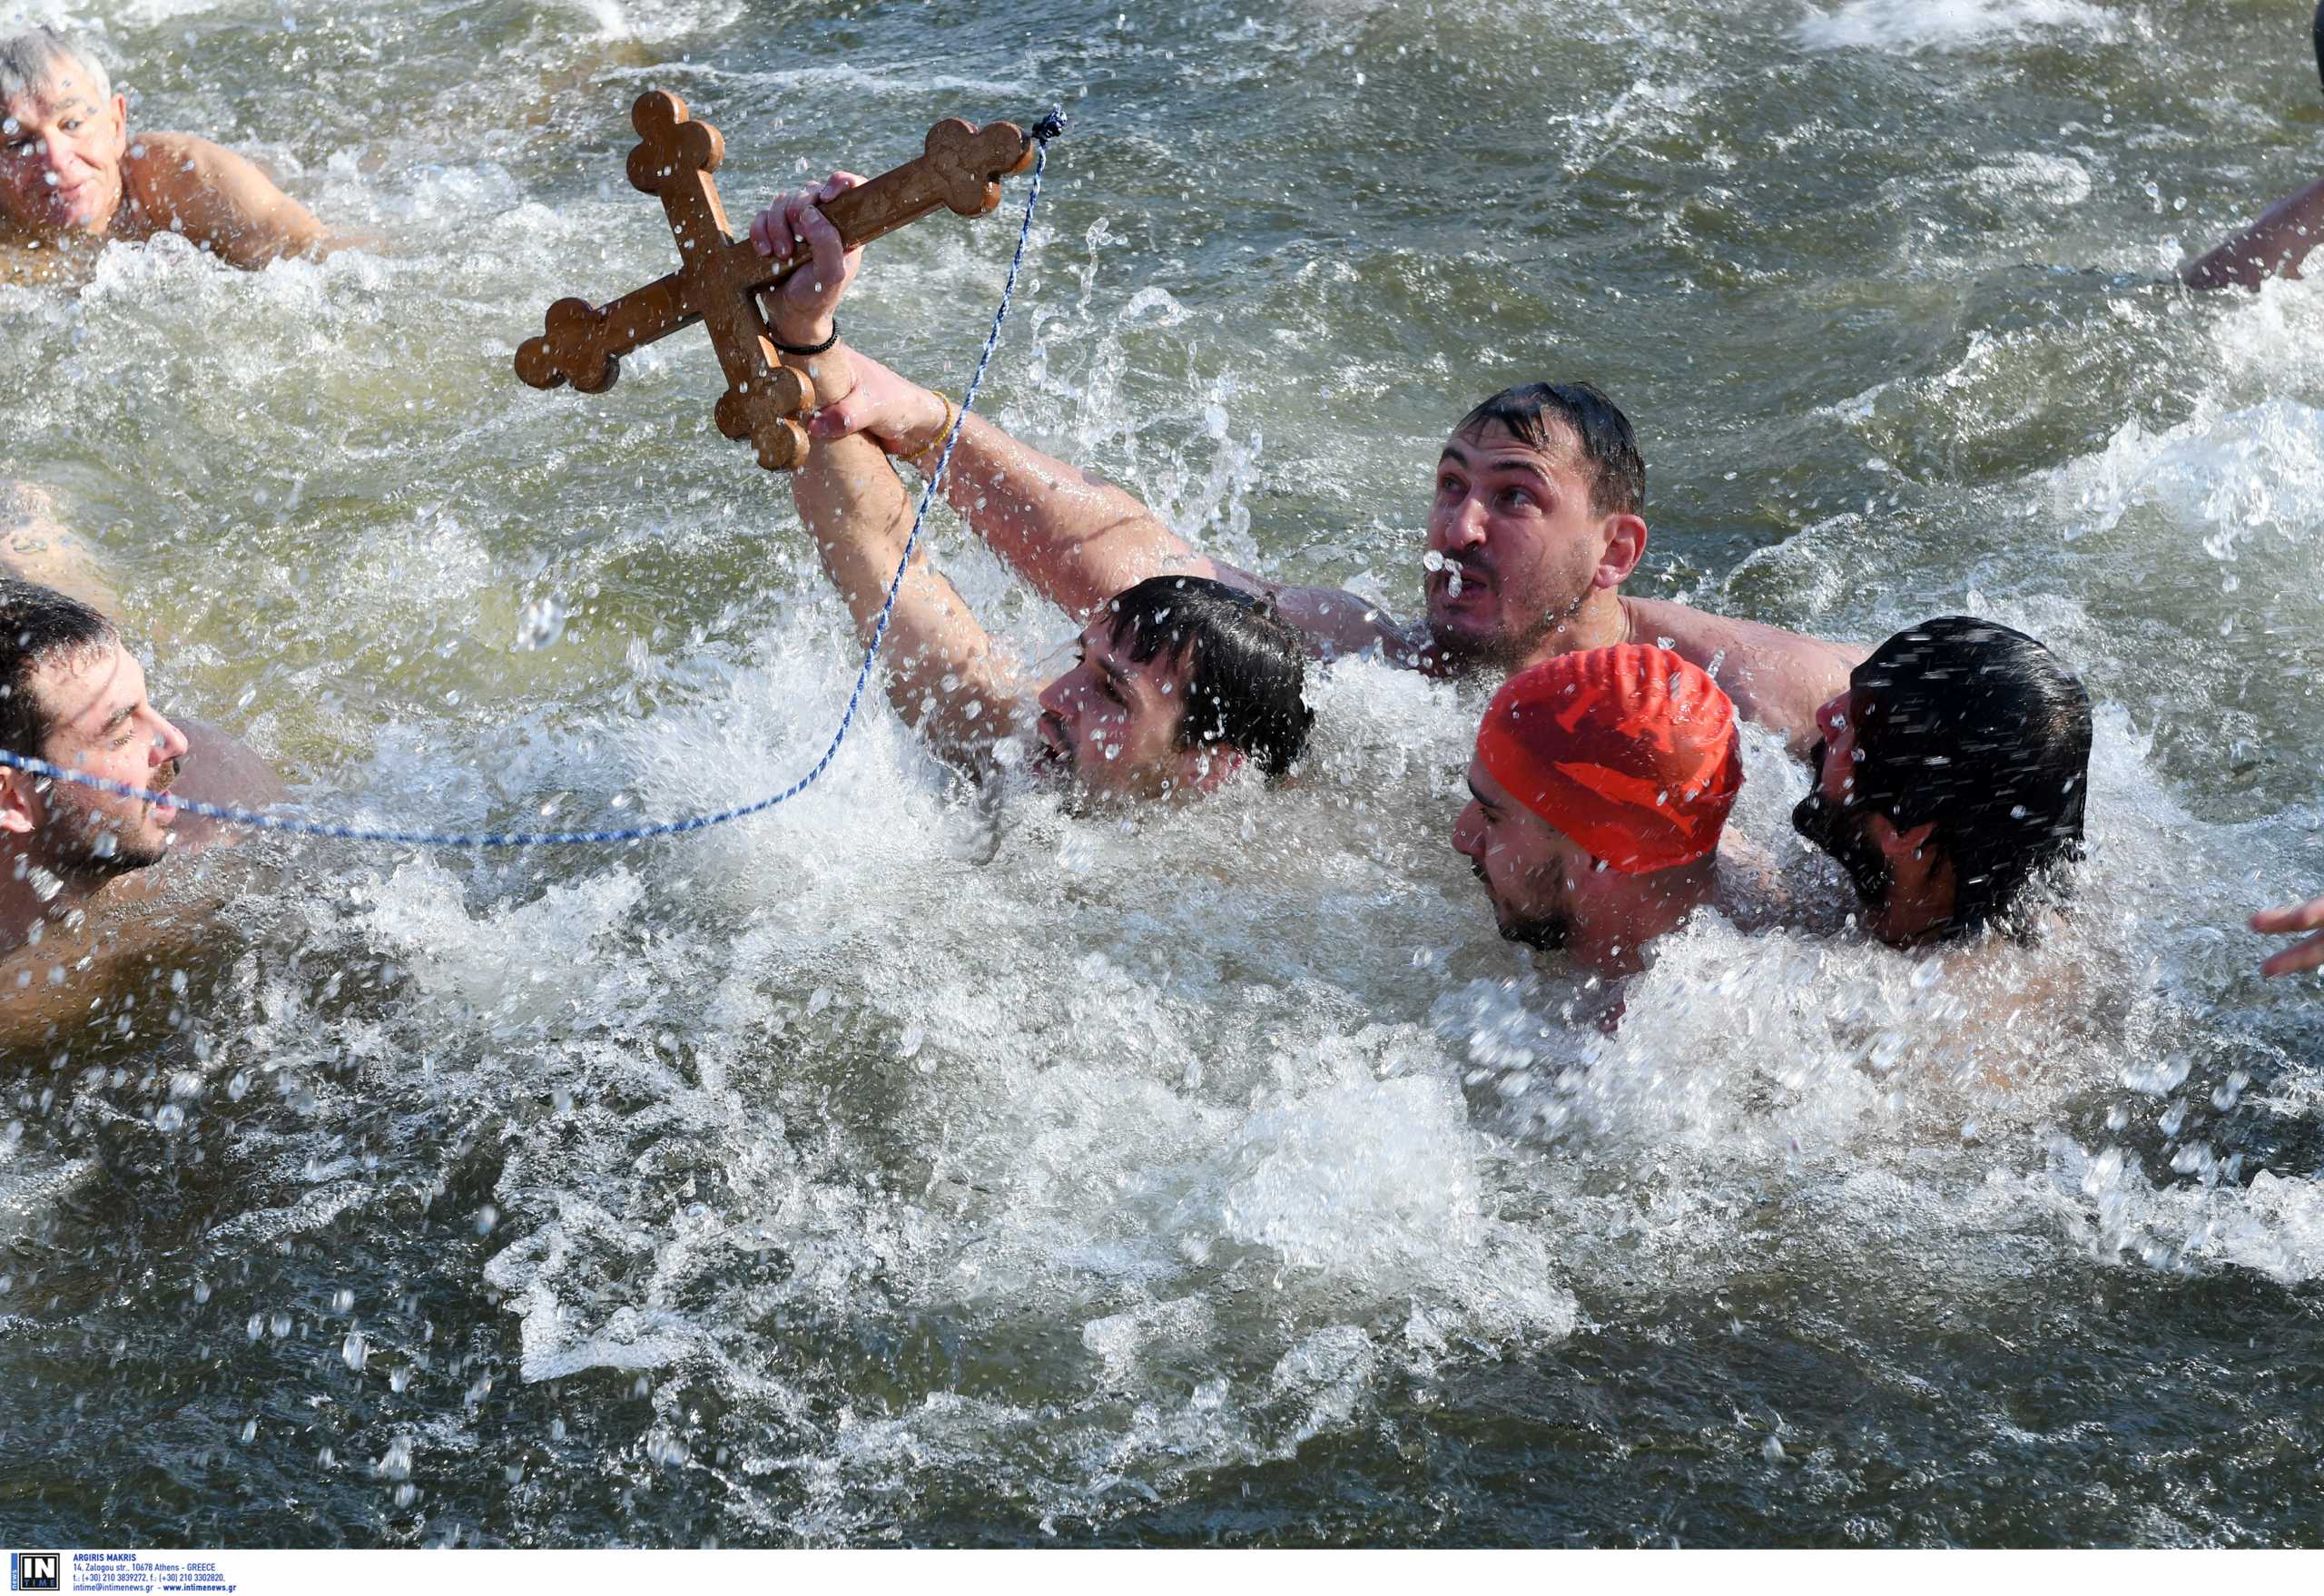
[516,90,1037,470]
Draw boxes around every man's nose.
[1452,801,1482,858]
[152,718,190,762]
[1435,493,1488,550]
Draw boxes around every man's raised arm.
[2182,176,2324,291]
[788,362,1023,764]
[811,350,1396,661]
[132,133,350,268]
[752,175,1396,662]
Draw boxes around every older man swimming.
[1,26,343,269]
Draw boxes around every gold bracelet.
[906,392,957,470]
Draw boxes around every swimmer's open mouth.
[1036,713,1074,773]
[1430,561,1492,605]
[149,762,181,823]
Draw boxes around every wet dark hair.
[0,577,116,760]
[1453,381,1646,517]
[1847,616,2093,939]
[1103,576,1315,777]
[2314,0,2323,97]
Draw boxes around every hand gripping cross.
[516,90,1037,469]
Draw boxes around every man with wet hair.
[0,25,341,268]
[0,579,280,1042]
[790,406,1312,801]
[1452,644,1745,980]
[755,177,1859,754]
[754,184,1312,803]
[1791,616,2093,946]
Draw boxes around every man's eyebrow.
[1439,438,1555,488]
[1467,778,1492,807]
[1476,455,1556,489]
[1094,652,1143,701]
[97,703,135,736]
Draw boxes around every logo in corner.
[8,1554,59,1593]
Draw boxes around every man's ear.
[1594,513,1649,588]
[0,768,43,837]
[1867,813,1937,862]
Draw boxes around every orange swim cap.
[1474,645,1742,874]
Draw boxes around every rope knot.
[1031,107,1068,143]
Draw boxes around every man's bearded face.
[1422,423,1606,672]
[15,640,190,882]
[44,753,181,876]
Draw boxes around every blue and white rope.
[0,112,1066,852]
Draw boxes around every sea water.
[0,0,2319,1547]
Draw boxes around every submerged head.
[1032,575,1314,803]
[0,27,129,236]
[1792,616,2092,946]
[1452,645,1740,978]
[0,578,189,881]
[1424,381,1648,675]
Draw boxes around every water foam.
[1796,0,2118,54]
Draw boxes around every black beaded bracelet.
[772,320,840,357]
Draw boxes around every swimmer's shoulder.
[118,131,212,235]
[171,720,288,849]
[123,133,328,263]
[1626,596,1865,754]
